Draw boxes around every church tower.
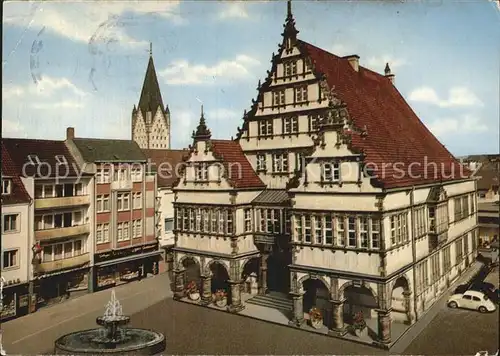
[132,43,171,149]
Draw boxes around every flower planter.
[189,292,200,301]
[215,297,227,308]
[354,327,367,338]
[310,318,323,329]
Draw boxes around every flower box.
[213,289,228,308]
[309,307,323,329]
[189,292,201,301]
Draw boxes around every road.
[1,271,498,355]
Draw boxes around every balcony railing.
[429,231,448,251]
[35,224,90,242]
[35,195,90,209]
[37,253,90,273]
[111,180,133,191]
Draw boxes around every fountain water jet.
[54,289,165,355]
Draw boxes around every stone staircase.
[246,292,293,312]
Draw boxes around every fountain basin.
[54,327,165,355]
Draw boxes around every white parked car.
[447,290,497,313]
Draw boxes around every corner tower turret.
[132,43,171,149]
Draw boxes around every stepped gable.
[299,40,471,188]
[211,140,265,189]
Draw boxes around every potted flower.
[186,281,200,301]
[308,307,323,329]
[213,289,227,308]
[351,311,367,337]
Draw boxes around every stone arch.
[297,274,331,294]
[205,259,231,297]
[241,257,260,281]
[339,281,379,324]
[390,275,412,324]
[204,258,230,277]
[178,255,202,289]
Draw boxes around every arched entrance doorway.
[209,262,231,300]
[241,257,260,295]
[302,278,330,326]
[391,277,411,324]
[182,257,201,290]
[343,285,378,324]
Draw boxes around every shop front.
[94,243,162,291]
[1,282,33,321]
[35,267,90,308]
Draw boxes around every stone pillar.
[87,266,95,294]
[201,275,212,305]
[376,308,392,345]
[173,269,185,300]
[28,280,36,314]
[329,299,346,335]
[259,253,269,295]
[228,280,244,313]
[403,291,414,325]
[288,292,305,327]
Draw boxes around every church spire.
[282,0,299,44]
[138,43,165,116]
[192,105,211,142]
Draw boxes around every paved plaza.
[1,271,498,355]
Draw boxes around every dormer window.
[27,155,40,164]
[2,179,12,195]
[321,162,340,182]
[55,155,67,164]
[195,163,208,181]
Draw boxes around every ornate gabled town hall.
[171,1,478,345]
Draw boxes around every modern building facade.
[171,1,479,345]
[65,127,162,291]
[2,138,93,309]
[132,45,171,150]
[1,143,33,320]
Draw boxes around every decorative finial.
[201,104,204,117]
[287,0,292,18]
[384,62,391,75]
[282,0,299,43]
[149,42,152,57]
[192,105,211,141]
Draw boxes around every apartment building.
[1,143,33,320]
[65,127,161,291]
[141,149,189,272]
[2,138,93,308]
[171,1,478,345]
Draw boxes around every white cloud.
[3,1,183,48]
[32,100,85,109]
[330,43,355,57]
[218,2,249,20]
[428,115,489,137]
[2,119,27,137]
[160,55,261,85]
[172,110,198,146]
[409,86,483,108]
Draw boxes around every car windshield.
[483,294,489,300]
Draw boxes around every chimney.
[384,62,395,85]
[66,127,75,140]
[344,55,360,72]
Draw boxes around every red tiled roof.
[2,138,81,178]
[142,149,190,188]
[211,140,265,189]
[299,40,471,189]
[1,142,31,204]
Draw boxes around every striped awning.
[95,250,162,267]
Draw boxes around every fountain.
[54,289,165,355]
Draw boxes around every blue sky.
[2,0,499,156]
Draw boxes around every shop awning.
[35,265,90,279]
[95,250,162,267]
